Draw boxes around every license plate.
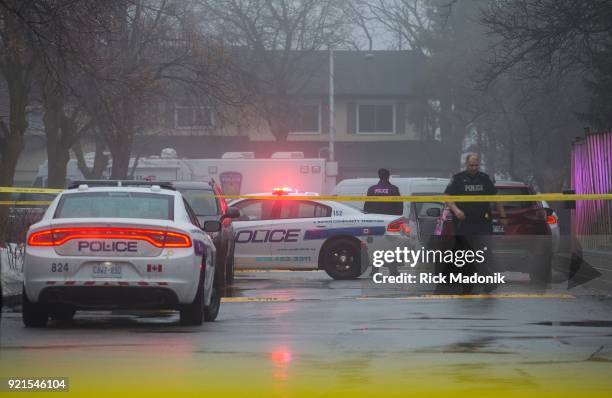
[92,263,122,278]
[492,225,505,234]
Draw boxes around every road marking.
[221,297,291,303]
[356,293,576,300]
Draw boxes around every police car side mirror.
[224,207,240,219]
[426,208,441,218]
[202,220,222,233]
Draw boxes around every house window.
[290,103,321,134]
[175,105,212,128]
[357,104,395,134]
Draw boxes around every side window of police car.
[278,201,331,219]
[183,199,201,228]
[234,200,275,221]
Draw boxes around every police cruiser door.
[232,199,275,268]
[264,200,331,269]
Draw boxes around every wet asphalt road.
[1,269,612,396]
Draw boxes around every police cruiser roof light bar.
[68,180,176,190]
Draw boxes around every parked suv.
[171,181,240,290]
[432,180,554,282]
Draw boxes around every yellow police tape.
[1,186,612,204]
[0,186,62,193]
[0,201,53,205]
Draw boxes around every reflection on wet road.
[1,270,612,397]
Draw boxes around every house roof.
[299,50,430,97]
[234,49,430,98]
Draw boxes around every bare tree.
[0,1,36,244]
[198,0,350,145]
[65,0,249,178]
[479,0,612,83]
[479,0,612,131]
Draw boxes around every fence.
[571,131,612,250]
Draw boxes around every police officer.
[444,154,506,292]
[365,168,403,276]
[364,169,403,216]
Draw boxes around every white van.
[332,177,450,249]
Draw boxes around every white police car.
[22,181,221,327]
[230,188,410,279]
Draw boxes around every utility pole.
[328,48,335,162]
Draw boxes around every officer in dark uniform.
[364,169,403,216]
[444,154,506,292]
[364,168,403,276]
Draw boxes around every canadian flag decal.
[147,264,163,272]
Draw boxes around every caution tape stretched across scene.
[1,185,611,205]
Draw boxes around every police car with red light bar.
[230,187,410,279]
[22,181,221,327]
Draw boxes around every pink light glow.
[571,132,612,246]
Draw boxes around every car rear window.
[179,189,219,216]
[54,192,174,220]
[492,187,538,210]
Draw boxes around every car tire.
[225,248,235,286]
[204,285,221,322]
[180,273,206,326]
[322,238,362,280]
[214,252,227,290]
[529,253,552,283]
[22,287,49,328]
[50,307,76,323]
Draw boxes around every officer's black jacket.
[444,171,497,223]
[363,181,403,216]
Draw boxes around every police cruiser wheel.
[22,286,49,328]
[180,271,207,326]
[204,285,221,322]
[225,249,235,286]
[215,255,227,291]
[322,239,362,280]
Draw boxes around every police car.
[230,188,410,279]
[22,181,221,327]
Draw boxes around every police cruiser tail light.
[28,227,192,248]
[387,218,410,234]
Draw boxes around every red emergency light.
[272,187,294,195]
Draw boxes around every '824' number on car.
[51,263,69,272]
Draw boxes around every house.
[7,50,456,186]
[141,50,455,180]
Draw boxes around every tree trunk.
[0,7,30,244]
[0,134,25,245]
[46,139,70,188]
[73,135,109,179]
[439,94,463,171]
[42,79,71,188]
[109,137,132,179]
[109,96,135,179]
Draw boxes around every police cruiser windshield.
[178,189,218,216]
[54,192,174,220]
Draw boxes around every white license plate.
[492,225,505,234]
[92,263,122,278]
